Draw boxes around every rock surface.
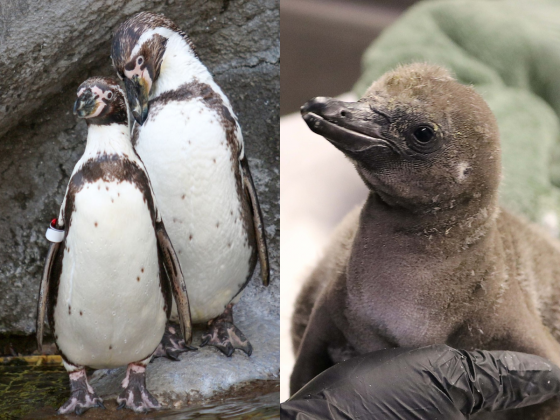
[90,303,279,406]
[0,0,279,337]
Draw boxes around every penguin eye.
[106,91,113,100]
[408,124,442,154]
[137,56,144,66]
[413,126,434,143]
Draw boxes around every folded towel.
[355,0,560,235]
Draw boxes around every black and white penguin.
[111,12,269,357]
[36,77,192,414]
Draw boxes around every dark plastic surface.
[282,345,560,419]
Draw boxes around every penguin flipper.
[155,221,193,345]
[241,157,270,286]
[37,241,60,352]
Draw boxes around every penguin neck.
[84,123,135,158]
[364,192,499,251]
[151,33,213,99]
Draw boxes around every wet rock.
[90,303,279,405]
[0,0,280,344]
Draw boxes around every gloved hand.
[282,344,560,420]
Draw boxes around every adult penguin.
[111,12,269,358]
[37,77,192,414]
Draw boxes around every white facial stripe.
[87,86,107,118]
[77,87,86,97]
[130,27,176,57]
[91,86,104,98]
[89,102,106,118]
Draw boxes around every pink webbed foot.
[153,322,198,361]
[57,369,105,415]
[116,363,161,413]
[200,303,253,357]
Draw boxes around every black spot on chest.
[147,81,239,160]
[63,154,156,232]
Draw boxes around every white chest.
[54,179,166,369]
[135,99,253,322]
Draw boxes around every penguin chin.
[302,111,393,156]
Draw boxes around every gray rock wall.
[0,0,279,334]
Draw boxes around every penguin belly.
[137,99,253,323]
[54,179,166,369]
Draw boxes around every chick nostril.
[340,111,347,117]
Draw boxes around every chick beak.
[301,97,391,156]
[125,76,150,125]
[73,90,97,118]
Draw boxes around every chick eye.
[137,56,144,66]
[106,91,113,100]
[413,126,434,143]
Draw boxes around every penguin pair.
[291,63,560,419]
[37,11,269,415]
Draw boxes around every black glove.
[282,344,560,419]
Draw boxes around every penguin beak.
[301,97,393,156]
[125,76,150,125]
[73,90,99,119]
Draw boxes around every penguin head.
[111,12,198,126]
[74,77,128,126]
[301,63,501,212]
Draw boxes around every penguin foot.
[57,369,105,415]
[200,304,253,357]
[153,322,198,361]
[116,363,161,413]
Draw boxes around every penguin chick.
[111,12,269,358]
[291,63,560,419]
[36,77,192,415]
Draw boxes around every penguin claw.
[117,401,126,410]
[200,336,210,347]
[153,321,198,361]
[201,306,253,357]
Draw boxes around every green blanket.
[355,0,560,235]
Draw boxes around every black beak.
[301,97,392,156]
[73,90,97,118]
[125,77,149,125]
